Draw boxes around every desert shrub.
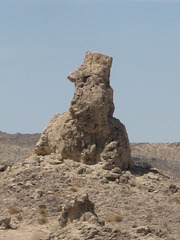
[130,207,138,215]
[16,215,23,221]
[38,217,48,225]
[173,197,180,204]
[37,206,48,225]
[168,197,180,205]
[39,208,46,215]
[124,205,131,210]
[38,206,48,217]
[156,206,164,212]
[8,206,19,215]
[146,213,153,223]
[104,213,123,222]
[71,186,78,192]
[163,221,170,231]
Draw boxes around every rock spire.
[35,51,133,169]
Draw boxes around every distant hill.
[0,131,40,164]
[131,142,180,179]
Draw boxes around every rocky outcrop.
[35,51,133,169]
[50,193,125,240]
[59,193,97,227]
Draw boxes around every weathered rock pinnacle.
[35,51,133,169]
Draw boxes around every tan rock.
[35,52,133,169]
[59,193,96,227]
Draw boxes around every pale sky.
[1,0,180,143]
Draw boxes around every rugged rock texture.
[35,52,132,169]
[58,193,97,227]
[1,156,180,240]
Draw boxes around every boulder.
[35,51,133,169]
[59,193,96,227]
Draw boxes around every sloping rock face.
[35,52,133,169]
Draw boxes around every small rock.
[106,141,117,151]
[23,181,34,189]
[136,226,152,235]
[112,167,122,174]
[119,171,132,183]
[0,164,8,172]
[50,159,63,165]
[35,190,44,199]
[105,172,121,181]
[77,167,86,174]
[169,184,179,194]
[0,215,11,229]
[148,186,155,192]
[102,163,113,170]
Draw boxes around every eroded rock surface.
[59,193,97,227]
[51,193,127,240]
[35,52,133,169]
[1,155,180,239]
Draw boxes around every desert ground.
[0,131,180,240]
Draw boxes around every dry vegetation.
[104,213,123,222]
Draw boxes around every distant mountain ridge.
[131,142,180,179]
[0,131,40,164]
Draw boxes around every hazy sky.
[1,0,180,143]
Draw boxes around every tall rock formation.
[35,52,133,169]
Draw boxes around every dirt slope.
[0,132,180,239]
[0,155,180,240]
